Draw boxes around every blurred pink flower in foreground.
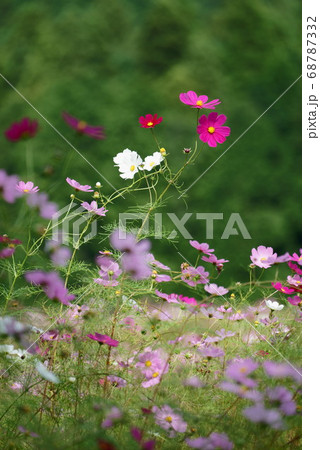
[62,111,105,139]
[179,90,221,109]
[5,118,38,141]
[87,332,119,347]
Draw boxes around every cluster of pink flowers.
[94,254,122,287]
[0,235,22,259]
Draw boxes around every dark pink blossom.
[0,235,22,259]
[271,282,295,295]
[139,114,162,128]
[62,112,105,139]
[5,118,38,141]
[87,332,119,347]
[197,112,230,147]
[287,295,302,306]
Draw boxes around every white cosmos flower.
[35,360,60,384]
[113,149,143,180]
[265,300,284,311]
[142,152,164,171]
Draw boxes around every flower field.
[0,91,302,449]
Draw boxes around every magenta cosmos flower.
[139,113,163,128]
[250,245,277,269]
[16,181,39,194]
[197,112,230,147]
[5,118,38,142]
[189,240,214,255]
[271,282,295,295]
[87,332,119,347]
[62,111,105,139]
[66,178,93,192]
[81,201,107,216]
[181,265,209,287]
[179,90,221,109]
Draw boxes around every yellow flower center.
[260,257,267,261]
[145,360,152,367]
[23,189,29,193]
[77,120,87,131]
[240,367,247,373]
[147,121,154,127]
[130,165,136,172]
[165,416,173,423]
[196,100,203,106]
[150,162,155,167]
[152,372,159,378]
[160,147,166,154]
[208,126,215,134]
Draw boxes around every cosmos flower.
[62,112,105,139]
[110,230,152,280]
[81,201,107,216]
[25,270,75,305]
[197,112,230,147]
[0,235,22,259]
[291,250,302,265]
[141,152,163,171]
[136,348,169,386]
[45,239,71,267]
[181,265,209,287]
[179,90,221,110]
[265,300,284,311]
[101,407,123,428]
[275,252,292,263]
[87,333,119,347]
[250,246,277,269]
[16,181,39,194]
[5,117,38,142]
[243,403,283,429]
[183,376,206,388]
[99,376,127,388]
[153,405,187,434]
[186,432,233,449]
[266,387,296,416]
[204,283,229,296]
[189,240,214,255]
[287,295,302,306]
[225,358,259,388]
[201,254,229,272]
[66,178,93,192]
[0,170,22,203]
[147,253,171,271]
[113,149,143,179]
[154,290,180,304]
[27,192,58,219]
[271,282,295,295]
[198,345,224,358]
[139,114,163,128]
[263,361,302,384]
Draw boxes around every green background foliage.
[0,0,301,284]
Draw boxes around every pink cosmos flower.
[204,283,229,296]
[0,170,22,203]
[181,265,209,287]
[197,112,230,147]
[136,348,168,381]
[147,253,171,270]
[5,118,38,141]
[263,361,302,384]
[25,270,75,305]
[243,403,283,429]
[153,405,187,434]
[87,332,119,347]
[81,201,107,216]
[139,114,163,128]
[186,432,234,450]
[62,112,105,139]
[225,358,259,388]
[154,274,172,282]
[155,290,180,304]
[101,407,122,428]
[66,177,93,192]
[99,375,127,388]
[250,246,277,269]
[189,240,214,255]
[198,345,225,358]
[271,282,295,295]
[288,261,302,275]
[183,376,206,388]
[287,274,302,288]
[200,306,224,320]
[287,295,302,306]
[179,91,221,109]
[201,254,229,271]
[16,181,39,194]
[27,192,58,219]
[275,252,292,263]
[178,295,199,306]
[291,250,302,265]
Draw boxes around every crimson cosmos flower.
[5,118,38,142]
[139,114,163,128]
